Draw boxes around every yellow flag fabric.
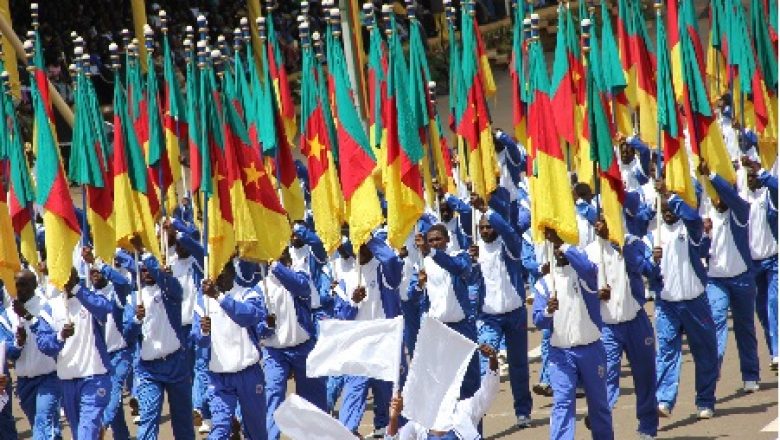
[0,199,21,297]
[0,0,19,98]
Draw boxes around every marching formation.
[0,0,776,439]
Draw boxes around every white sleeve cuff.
[709,172,717,180]
[560,244,571,254]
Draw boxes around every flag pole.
[196,15,211,316]
[653,0,663,248]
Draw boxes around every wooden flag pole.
[0,12,74,127]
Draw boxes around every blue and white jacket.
[657,195,708,301]
[419,248,475,324]
[704,173,753,278]
[257,262,317,349]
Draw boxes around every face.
[175,241,191,259]
[290,232,304,249]
[140,267,155,286]
[440,204,454,223]
[554,249,569,267]
[216,268,234,292]
[426,230,448,251]
[594,219,609,240]
[478,216,497,243]
[90,269,108,290]
[14,271,37,302]
[747,171,759,191]
[661,203,679,225]
[620,143,635,165]
[358,244,373,265]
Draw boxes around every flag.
[457,8,497,200]
[667,0,684,100]
[300,40,343,254]
[705,0,729,99]
[306,317,404,381]
[162,28,186,211]
[599,2,631,137]
[330,29,384,250]
[750,0,778,153]
[5,83,37,267]
[200,66,236,279]
[366,16,388,157]
[31,75,80,290]
[657,3,697,207]
[401,317,478,430]
[586,26,626,247]
[617,0,658,145]
[527,31,579,245]
[473,13,496,98]
[274,395,355,440]
[0,173,19,296]
[266,13,297,145]
[677,0,736,200]
[550,4,578,146]
[185,43,202,196]
[509,0,529,145]
[112,68,161,260]
[69,67,114,262]
[385,15,425,249]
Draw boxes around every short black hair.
[426,223,450,240]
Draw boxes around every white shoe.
[365,427,386,439]
[771,357,779,371]
[743,381,760,393]
[133,415,141,425]
[657,403,671,417]
[198,420,211,434]
[697,407,714,419]
[516,415,531,428]
[638,433,655,440]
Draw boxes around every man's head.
[619,142,635,165]
[290,220,306,249]
[174,239,192,259]
[216,261,236,293]
[573,182,593,203]
[660,199,679,225]
[181,196,191,207]
[594,217,609,241]
[747,168,760,191]
[478,215,498,243]
[358,243,373,265]
[440,202,454,223]
[553,248,569,267]
[14,270,37,303]
[426,224,450,251]
[90,267,109,290]
[139,263,155,286]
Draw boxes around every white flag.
[274,394,354,440]
[306,316,404,382]
[401,317,477,429]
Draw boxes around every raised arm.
[293,223,328,266]
[271,262,311,301]
[143,254,183,302]
[99,263,132,305]
[668,194,704,243]
[561,245,598,292]
[709,174,750,223]
[366,236,403,289]
[32,308,63,358]
[486,209,522,258]
[75,285,112,323]
[429,249,470,278]
[220,290,267,328]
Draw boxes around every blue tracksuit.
[751,171,779,359]
[624,190,656,239]
[444,195,475,249]
[655,196,718,412]
[124,255,194,440]
[476,209,533,419]
[0,310,18,440]
[291,223,330,321]
[419,248,481,399]
[532,246,614,440]
[258,263,327,440]
[192,284,267,440]
[96,263,134,440]
[704,174,760,382]
[35,286,113,440]
[593,236,659,437]
[334,236,404,433]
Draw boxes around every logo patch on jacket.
[255,384,264,394]
[97,388,107,397]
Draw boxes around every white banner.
[274,394,354,440]
[401,317,477,429]
[306,316,404,383]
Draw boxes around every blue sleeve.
[582,204,598,226]
[624,191,641,217]
[101,265,132,305]
[668,195,704,243]
[487,187,511,217]
[333,287,359,321]
[294,224,328,266]
[627,137,651,177]
[177,234,205,266]
[366,236,403,289]
[220,292,266,328]
[172,218,199,237]
[120,302,136,345]
[521,239,540,279]
[75,286,112,323]
[191,310,211,348]
[517,205,531,235]
[446,195,474,236]
[563,246,598,292]
[406,271,425,303]
[532,283,552,330]
[271,263,311,300]
[143,255,184,302]
[0,318,20,361]
[430,249,471,278]
[710,174,749,223]
[758,170,779,203]
[487,210,522,258]
[32,312,63,358]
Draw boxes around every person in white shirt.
[333,232,403,437]
[385,344,501,440]
[81,247,135,440]
[35,267,113,440]
[257,248,327,440]
[123,237,194,440]
[698,161,761,393]
[653,181,719,420]
[532,228,614,440]
[194,261,268,440]
[0,270,62,440]
[586,219,659,440]
[742,158,779,369]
